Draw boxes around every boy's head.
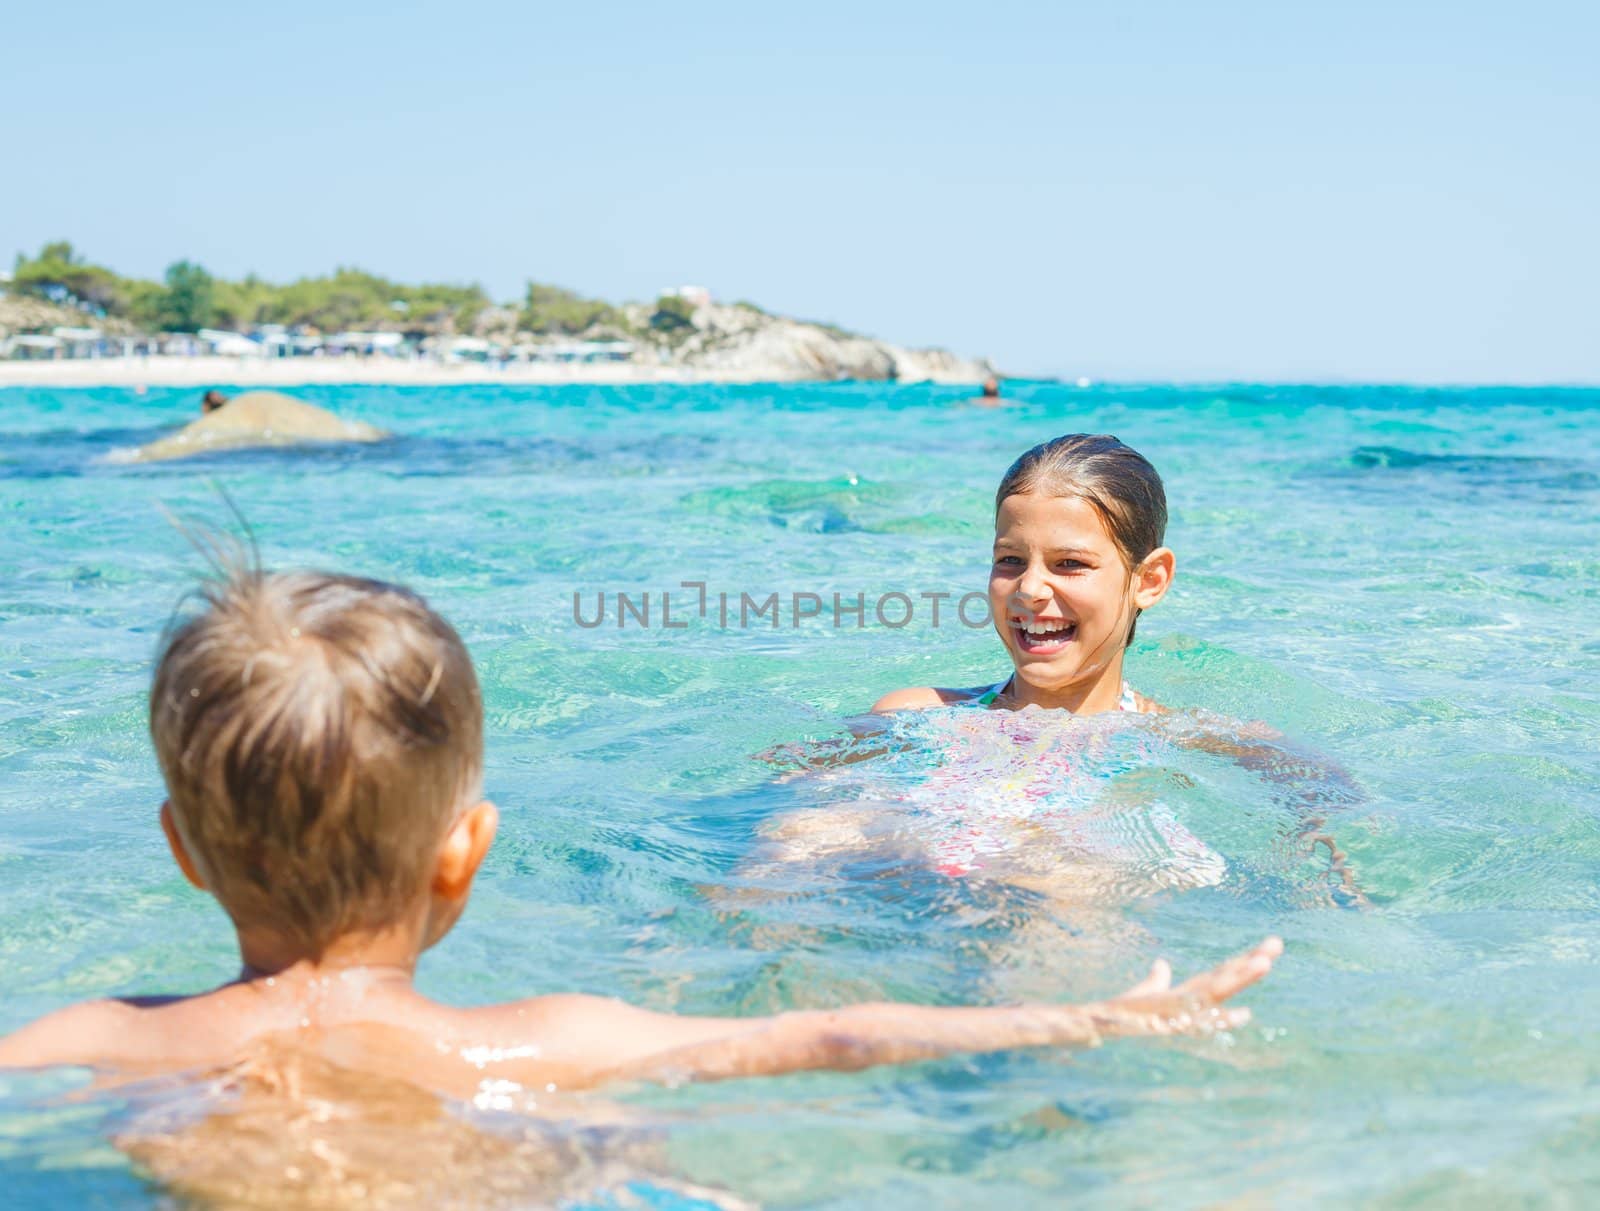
[151,568,488,956]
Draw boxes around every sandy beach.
[0,356,858,389]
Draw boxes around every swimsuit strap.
[976,678,1139,710]
[974,680,1011,706]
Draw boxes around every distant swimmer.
[115,390,389,463]
[969,375,1004,408]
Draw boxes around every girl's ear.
[1134,547,1175,609]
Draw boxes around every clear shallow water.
[0,381,1597,1206]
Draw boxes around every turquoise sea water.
[1,381,1597,1206]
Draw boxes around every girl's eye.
[1057,559,1087,571]
[993,555,1024,567]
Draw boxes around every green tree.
[10,241,131,315]
[212,273,279,329]
[522,282,619,335]
[156,260,217,331]
[650,294,695,332]
[125,279,168,330]
[4,241,690,340]
[256,268,488,333]
[405,278,490,333]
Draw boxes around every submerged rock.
[119,391,389,463]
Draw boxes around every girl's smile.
[1010,617,1078,655]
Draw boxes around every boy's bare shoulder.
[466,992,607,1023]
[0,987,263,1074]
[871,685,987,713]
[463,993,656,1041]
[0,998,149,1070]
[442,993,619,1048]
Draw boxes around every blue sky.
[5,1,1596,381]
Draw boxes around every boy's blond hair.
[150,568,483,954]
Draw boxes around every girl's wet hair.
[994,434,1168,645]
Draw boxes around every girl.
[875,433,1174,718]
[753,433,1362,906]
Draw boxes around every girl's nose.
[1013,566,1052,606]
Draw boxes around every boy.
[0,566,1280,1093]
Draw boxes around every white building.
[198,328,265,357]
[2,334,63,360]
[325,331,407,356]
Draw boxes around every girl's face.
[988,492,1173,703]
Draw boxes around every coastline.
[0,355,989,390]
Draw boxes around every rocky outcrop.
[114,391,388,462]
[620,301,992,383]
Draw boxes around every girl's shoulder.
[871,685,994,714]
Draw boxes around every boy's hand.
[1085,936,1283,1039]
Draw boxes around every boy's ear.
[1134,547,1175,610]
[433,801,499,900]
[160,801,208,891]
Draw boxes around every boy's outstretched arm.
[528,937,1281,1089]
